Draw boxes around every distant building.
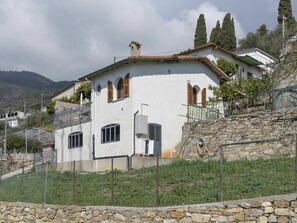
[0,111,25,128]
[51,80,90,101]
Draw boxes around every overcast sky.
[0,0,296,81]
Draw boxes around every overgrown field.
[0,157,294,207]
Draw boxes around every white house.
[178,42,266,79]
[54,42,230,171]
[235,48,276,73]
[0,111,25,128]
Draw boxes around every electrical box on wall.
[135,115,148,135]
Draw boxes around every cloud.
[0,0,246,81]
[181,2,245,41]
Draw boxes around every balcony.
[54,103,91,129]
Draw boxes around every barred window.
[68,132,83,149]
[101,124,120,143]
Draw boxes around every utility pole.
[24,98,26,114]
[3,108,8,156]
[40,94,44,112]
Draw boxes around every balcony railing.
[54,103,91,129]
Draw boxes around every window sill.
[109,96,129,103]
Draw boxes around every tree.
[46,100,56,115]
[217,58,237,76]
[6,134,42,153]
[238,25,282,58]
[210,20,221,45]
[208,74,271,103]
[194,14,207,48]
[278,0,296,31]
[59,82,91,105]
[219,13,237,51]
[257,24,267,36]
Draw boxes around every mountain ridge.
[0,71,75,113]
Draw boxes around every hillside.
[0,71,75,112]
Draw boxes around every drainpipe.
[129,110,139,170]
[92,134,130,170]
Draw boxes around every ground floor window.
[68,131,83,149]
[101,124,120,143]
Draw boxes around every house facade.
[55,44,230,170]
[178,43,266,79]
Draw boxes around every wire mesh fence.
[0,154,295,207]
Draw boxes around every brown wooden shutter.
[108,81,113,103]
[187,83,193,105]
[124,73,130,97]
[202,88,206,108]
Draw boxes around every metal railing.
[54,103,91,129]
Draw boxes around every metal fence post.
[219,146,223,202]
[43,162,48,203]
[73,160,76,204]
[111,158,115,205]
[295,134,297,192]
[156,155,160,206]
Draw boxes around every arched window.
[117,78,124,99]
[124,73,130,97]
[107,81,113,103]
[202,88,207,108]
[101,124,120,143]
[192,85,200,105]
[68,132,83,149]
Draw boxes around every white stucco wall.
[91,65,134,158]
[55,122,92,163]
[89,61,221,159]
[56,59,223,163]
[131,62,220,157]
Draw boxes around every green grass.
[0,157,295,207]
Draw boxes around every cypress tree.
[230,18,237,51]
[219,13,236,51]
[210,20,221,45]
[194,14,207,48]
[278,0,296,30]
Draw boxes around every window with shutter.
[124,73,130,97]
[202,88,206,108]
[117,78,124,99]
[187,83,193,105]
[108,81,113,103]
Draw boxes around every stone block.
[244,209,264,217]
[277,216,288,223]
[235,212,245,221]
[179,217,192,223]
[191,214,211,223]
[275,208,295,216]
[224,207,244,214]
[257,216,267,223]
[291,201,297,208]
[268,214,277,222]
[114,213,126,222]
[265,207,274,214]
[170,210,185,218]
[262,202,272,207]
[274,200,290,208]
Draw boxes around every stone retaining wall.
[1,194,297,222]
[178,109,297,161]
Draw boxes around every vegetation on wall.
[208,74,271,102]
[216,58,237,76]
[59,82,91,105]
[6,134,42,153]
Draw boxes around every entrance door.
[148,123,162,156]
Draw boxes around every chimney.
[129,41,141,56]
